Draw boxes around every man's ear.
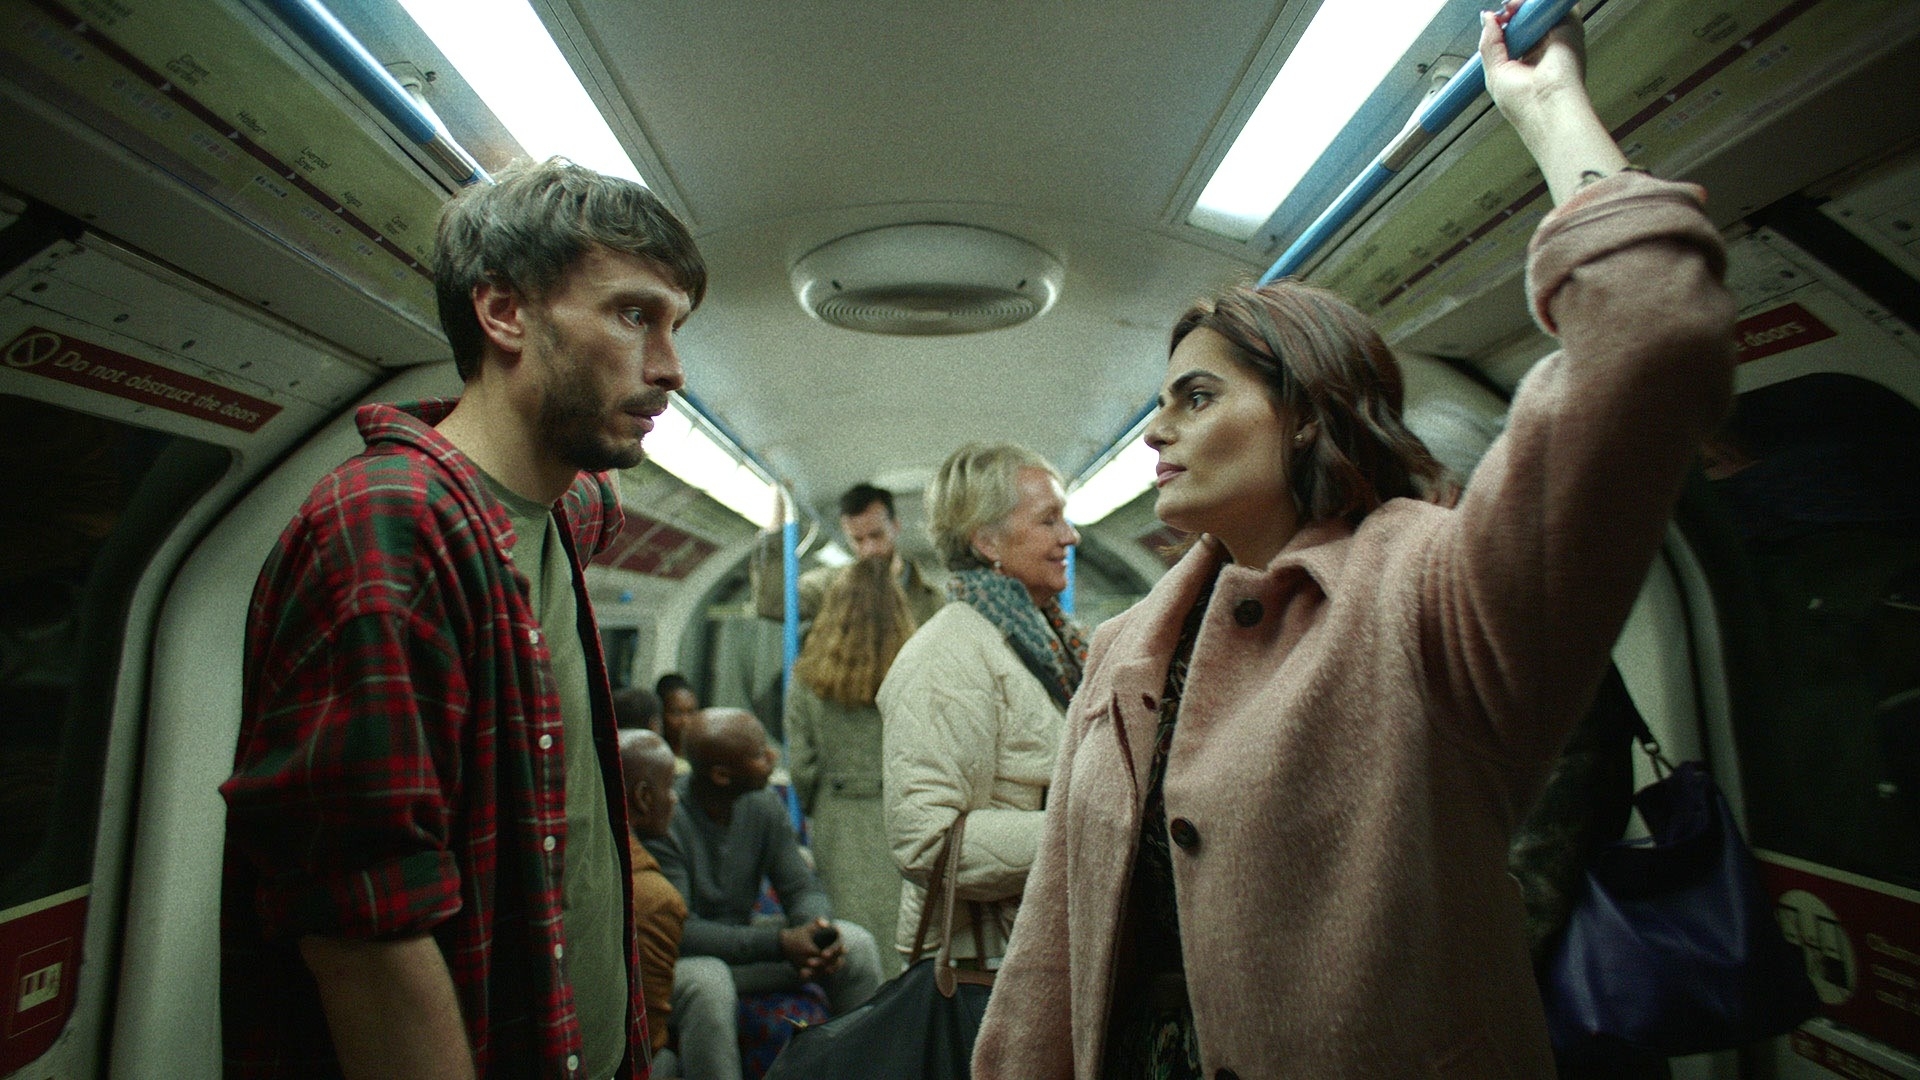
[473,279,529,359]
[707,764,733,789]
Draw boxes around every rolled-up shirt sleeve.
[224,519,469,941]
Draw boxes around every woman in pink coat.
[972,7,1737,1079]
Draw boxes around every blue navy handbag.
[1542,742,1820,1063]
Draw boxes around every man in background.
[615,685,664,735]
[621,728,688,1076]
[752,483,946,629]
[645,708,883,1077]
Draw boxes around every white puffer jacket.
[878,602,1066,961]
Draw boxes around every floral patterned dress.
[1101,576,1216,1079]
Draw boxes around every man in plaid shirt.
[221,158,706,1079]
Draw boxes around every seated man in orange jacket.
[620,728,688,1075]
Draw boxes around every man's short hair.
[618,728,675,795]
[612,686,662,731]
[433,157,708,379]
[655,672,692,701]
[838,483,895,521]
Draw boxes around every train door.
[1682,149,1920,1080]
[0,214,391,1076]
[0,0,504,1066]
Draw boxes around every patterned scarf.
[948,568,1089,710]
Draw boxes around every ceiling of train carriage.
[10,0,1911,555]
[313,0,1516,542]
[524,0,1388,523]
[317,0,1920,546]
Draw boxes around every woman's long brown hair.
[793,555,919,707]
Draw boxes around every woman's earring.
[993,559,1003,572]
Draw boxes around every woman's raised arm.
[1481,2,1629,206]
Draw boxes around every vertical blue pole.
[1061,546,1076,617]
[779,512,804,832]
[781,517,801,688]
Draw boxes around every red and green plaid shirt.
[220,398,648,1078]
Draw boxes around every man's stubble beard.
[532,319,667,474]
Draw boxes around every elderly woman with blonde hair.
[786,555,919,978]
[878,442,1087,973]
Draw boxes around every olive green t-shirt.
[490,477,629,1080]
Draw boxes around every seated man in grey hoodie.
[645,708,883,1078]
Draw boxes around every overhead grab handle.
[1258,0,1582,285]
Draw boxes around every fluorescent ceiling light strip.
[1067,427,1159,527]
[1190,0,1450,240]
[645,398,777,528]
[396,0,646,185]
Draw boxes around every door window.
[0,394,227,1071]
[1701,371,1920,889]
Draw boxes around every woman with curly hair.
[787,555,919,977]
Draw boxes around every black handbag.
[1541,727,1819,1063]
[764,815,994,1080]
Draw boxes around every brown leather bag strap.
[908,815,998,994]
[946,897,996,992]
[907,812,967,965]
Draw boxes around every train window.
[1700,372,1920,892]
[0,394,228,911]
[601,626,640,689]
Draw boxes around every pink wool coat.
[972,173,1735,1080]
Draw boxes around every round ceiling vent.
[791,224,1063,336]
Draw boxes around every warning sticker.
[1733,301,1839,364]
[3,326,281,433]
[0,888,87,1074]
[1759,851,1920,1059]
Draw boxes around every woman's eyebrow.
[1157,369,1218,408]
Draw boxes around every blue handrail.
[261,0,490,187]
[1260,0,1579,283]
[676,388,783,485]
[1080,0,1580,482]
